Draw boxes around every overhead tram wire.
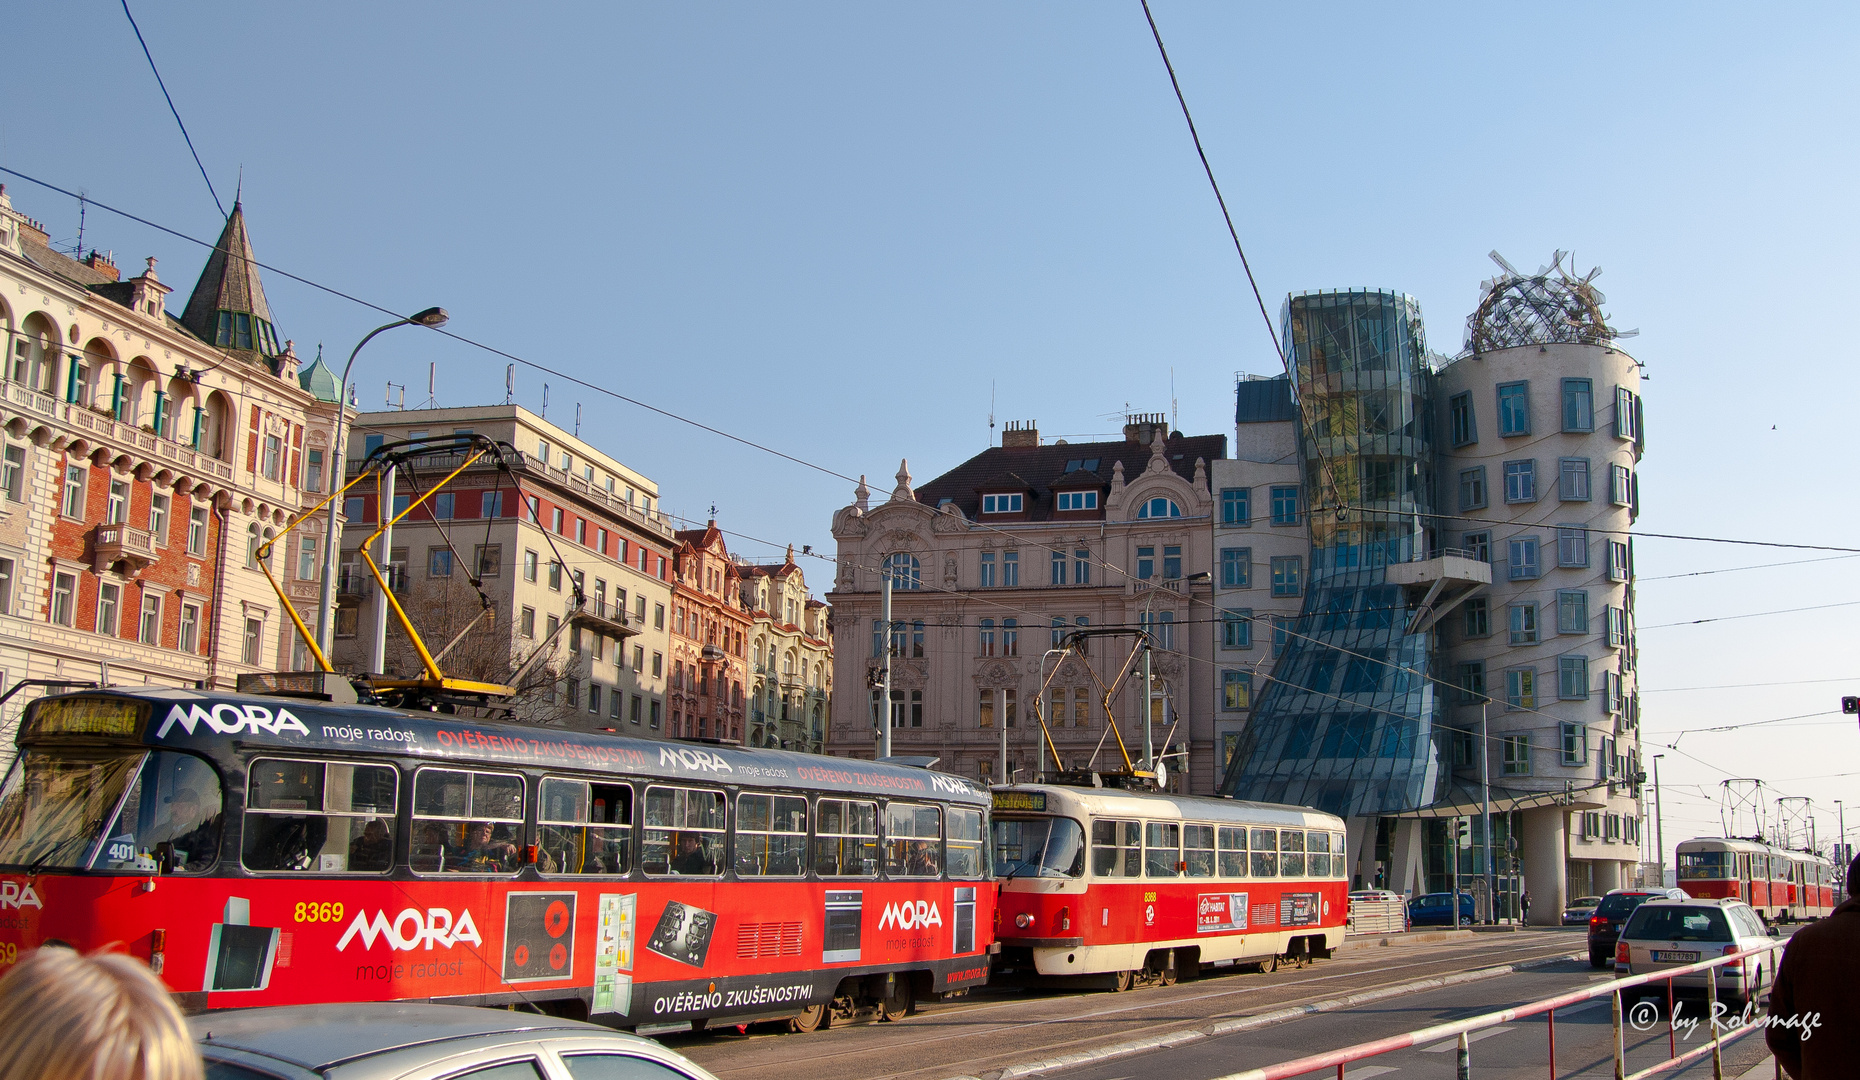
[119,0,224,218]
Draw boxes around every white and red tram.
[989,784,1347,989]
[1675,837,1839,922]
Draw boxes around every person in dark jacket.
[1766,853,1859,1078]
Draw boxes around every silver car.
[1612,897,1781,1009]
[194,1003,722,1080]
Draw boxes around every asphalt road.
[668,930,1605,1080]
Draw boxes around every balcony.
[570,598,637,639]
[91,523,157,575]
[336,571,374,601]
[1387,551,1492,635]
[6,380,236,484]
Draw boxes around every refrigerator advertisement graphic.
[592,893,636,1016]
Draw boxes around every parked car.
[1563,895,1605,926]
[1407,891,1476,927]
[193,1002,723,1080]
[1349,889,1403,904]
[1588,887,1690,967]
[1614,897,1780,1010]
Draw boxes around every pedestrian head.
[0,946,202,1080]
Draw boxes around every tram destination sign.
[27,697,147,738]
[993,791,1047,813]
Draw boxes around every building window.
[1270,556,1302,597]
[1505,670,1536,712]
[62,464,85,518]
[1220,548,1250,588]
[185,507,207,556]
[1270,486,1299,525]
[1610,464,1634,507]
[146,493,169,545]
[1615,386,1639,440]
[548,561,563,591]
[1561,722,1588,766]
[429,548,454,578]
[242,618,263,665]
[106,480,129,525]
[297,535,319,581]
[1606,540,1631,583]
[1073,549,1091,584]
[0,445,23,503]
[0,557,11,616]
[1497,381,1530,436]
[1163,545,1182,580]
[261,434,282,481]
[344,495,367,523]
[981,493,1022,514]
[979,551,995,588]
[1508,602,1538,645]
[96,582,122,636]
[1457,661,1486,704]
[1606,606,1626,649]
[1508,537,1540,580]
[1137,497,1182,519]
[180,602,200,652]
[1503,459,1537,503]
[882,553,920,589]
[1051,617,1066,648]
[1002,550,1019,587]
[1002,619,1018,657]
[1221,609,1252,650]
[137,592,161,645]
[1558,458,1591,501]
[1221,670,1251,711]
[1056,490,1098,511]
[521,549,538,583]
[1051,550,1066,585]
[1272,616,1293,658]
[480,490,504,519]
[651,651,662,677]
[1562,378,1594,432]
[1463,597,1490,638]
[979,619,994,656]
[1557,590,1588,634]
[475,544,501,577]
[245,524,262,569]
[1221,488,1250,525]
[1559,655,1589,700]
[1458,467,1487,511]
[573,518,587,545]
[1136,546,1154,581]
[1605,670,1623,714]
[519,606,536,638]
[1449,391,1476,446]
[1553,526,1588,568]
[305,448,324,492]
[51,571,77,626]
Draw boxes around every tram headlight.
[1015,913,1034,929]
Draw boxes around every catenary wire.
[119,1,224,218]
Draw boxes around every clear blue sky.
[7,2,1858,860]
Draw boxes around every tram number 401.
[295,902,346,923]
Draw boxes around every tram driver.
[670,832,716,875]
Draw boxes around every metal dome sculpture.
[1464,250,1626,354]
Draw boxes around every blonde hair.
[0,948,202,1080]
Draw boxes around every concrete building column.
[1522,806,1568,926]
[1346,816,1373,889]
[1389,818,1426,897]
[1593,857,1623,894]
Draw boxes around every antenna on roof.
[385,381,405,410]
[418,362,436,409]
[73,192,87,258]
[988,381,996,446]
[541,383,548,419]
[505,364,514,404]
[575,403,582,437]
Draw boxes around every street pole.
[1652,754,1667,889]
[1451,816,1461,929]
[1141,643,1154,774]
[998,687,1008,782]
[367,466,397,676]
[1837,800,1847,866]
[1481,703,1494,923]
[315,308,448,656]
[879,571,892,760]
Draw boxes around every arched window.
[882,552,920,590]
[245,524,262,569]
[1137,496,1183,519]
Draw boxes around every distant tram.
[1675,836,1839,922]
[989,784,1347,989]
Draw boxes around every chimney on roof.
[1124,412,1167,445]
[1001,419,1039,449]
[84,250,120,281]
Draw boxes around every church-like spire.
[181,201,282,358]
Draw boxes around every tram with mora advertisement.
[1675,836,1839,922]
[0,685,994,1030]
[989,783,1348,989]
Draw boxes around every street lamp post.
[1652,754,1667,889]
[314,308,449,659]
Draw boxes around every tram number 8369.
[294,901,346,923]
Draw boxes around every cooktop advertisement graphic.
[503,892,576,983]
[646,900,716,967]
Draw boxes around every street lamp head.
[410,306,449,328]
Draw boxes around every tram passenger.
[448,821,519,873]
[243,813,327,871]
[670,832,715,875]
[347,819,393,872]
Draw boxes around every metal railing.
[1211,941,1783,1080]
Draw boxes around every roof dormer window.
[981,493,1023,514]
[1056,490,1099,511]
[1062,458,1101,473]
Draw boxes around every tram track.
[673,935,1587,1080]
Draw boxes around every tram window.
[642,786,724,876]
[1280,830,1306,877]
[410,768,525,875]
[1305,830,1331,877]
[538,778,631,876]
[1092,819,1141,878]
[735,793,807,876]
[1250,828,1278,877]
[1184,824,1216,877]
[884,802,942,877]
[1334,832,1346,877]
[84,751,223,874]
[1217,827,1247,877]
[243,759,396,874]
[947,807,986,879]
[1144,822,1180,878]
[814,798,879,876]
[993,816,1085,878]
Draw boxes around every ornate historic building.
[0,185,344,749]
[739,547,831,753]
[825,417,1226,790]
[667,521,752,742]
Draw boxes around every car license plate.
[1653,950,1699,963]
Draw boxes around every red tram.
[1675,836,1839,922]
[0,688,995,1030]
[989,784,1348,988]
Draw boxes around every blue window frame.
[979,551,995,588]
[1498,382,1530,436]
[1073,549,1091,585]
[1272,616,1293,657]
[1508,537,1540,580]
[1557,526,1589,568]
[1509,602,1538,644]
[1137,497,1182,519]
[1459,467,1487,511]
[981,493,1022,514]
[1221,608,1252,650]
[1270,486,1299,525]
[1449,391,1476,446]
[1562,378,1594,432]
[1051,549,1066,585]
[1162,545,1181,580]
[1503,460,1536,503]
[1221,670,1251,711]
[1559,655,1590,700]
[1136,546,1154,580]
[883,552,920,589]
[1221,487,1250,525]
[1270,556,1301,597]
[1557,590,1588,634]
[1558,458,1590,501]
[1056,490,1098,511]
[1220,548,1250,588]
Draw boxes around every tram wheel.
[789,1004,829,1033]
[1158,952,1178,987]
[878,980,913,1022]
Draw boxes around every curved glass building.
[1219,290,1449,818]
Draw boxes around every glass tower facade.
[1219,290,1449,818]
